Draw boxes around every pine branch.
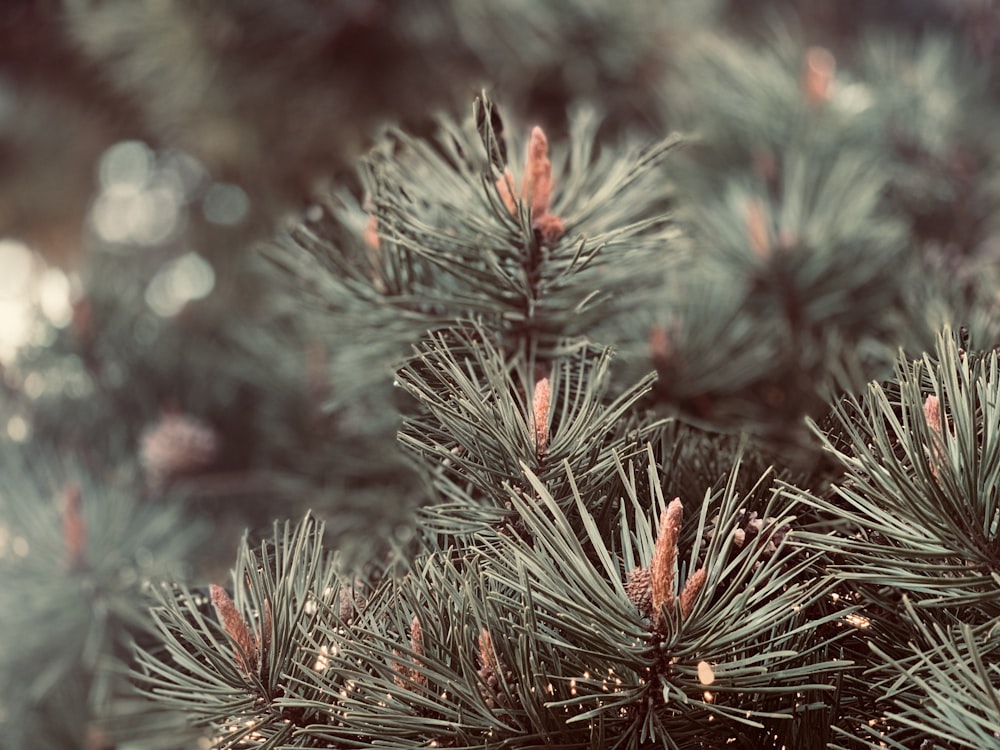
[131,450,852,749]
[394,322,662,530]
[832,601,1000,750]
[0,452,204,749]
[132,514,343,749]
[471,452,850,749]
[649,145,914,446]
[783,328,1000,746]
[276,94,683,357]
[793,329,1000,618]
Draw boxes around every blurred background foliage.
[0,0,998,559]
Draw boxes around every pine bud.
[477,628,504,708]
[523,126,553,218]
[923,394,943,434]
[61,483,86,571]
[679,568,707,620]
[923,394,948,480]
[478,628,498,682]
[530,374,551,457]
[803,46,836,106]
[140,412,219,488]
[338,584,356,623]
[363,212,380,251]
[493,126,565,243]
[732,528,746,547]
[210,584,258,676]
[392,615,427,688]
[534,212,566,245]
[410,615,425,659]
[745,199,771,259]
[652,499,684,628]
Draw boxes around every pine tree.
[3,2,1000,749]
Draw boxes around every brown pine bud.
[477,628,504,708]
[410,615,427,687]
[210,584,257,676]
[410,615,424,658]
[478,628,498,681]
[392,615,427,688]
[652,499,684,628]
[923,394,948,480]
[732,528,746,548]
[390,651,407,688]
[338,585,355,622]
[679,568,707,620]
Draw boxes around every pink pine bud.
[523,126,554,217]
[803,47,836,106]
[923,394,943,434]
[363,213,380,250]
[746,199,771,259]
[530,375,551,456]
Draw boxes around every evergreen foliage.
[4,2,1000,748]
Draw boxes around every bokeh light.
[0,239,33,299]
[38,267,73,328]
[202,182,250,226]
[90,140,212,247]
[0,239,35,362]
[145,252,216,317]
[98,140,154,191]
